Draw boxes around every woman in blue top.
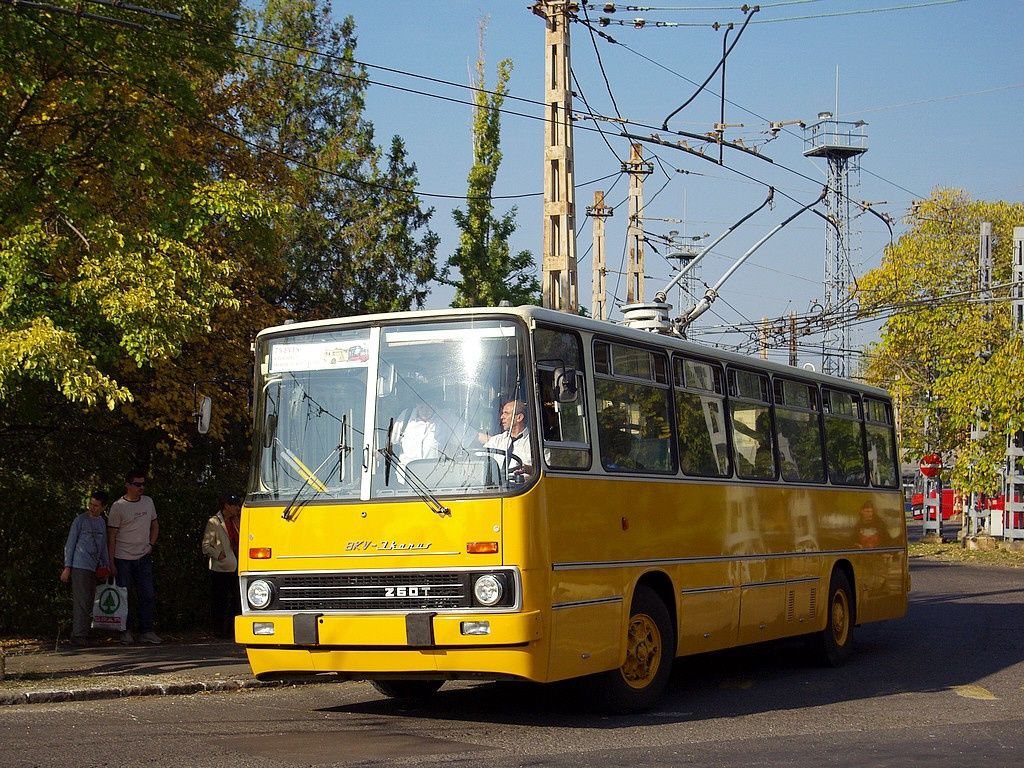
[61,491,111,646]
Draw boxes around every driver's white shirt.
[483,427,533,467]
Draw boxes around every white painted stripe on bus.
[551,596,625,611]
[552,546,905,571]
[679,585,733,595]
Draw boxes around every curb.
[0,678,292,706]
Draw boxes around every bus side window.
[728,368,776,480]
[536,327,591,470]
[823,388,868,486]
[773,378,826,483]
[674,356,730,477]
[594,340,674,474]
[864,397,899,488]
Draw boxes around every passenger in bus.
[393,400,470,462]
[479,400,533,475]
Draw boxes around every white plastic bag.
[91,581,128,631]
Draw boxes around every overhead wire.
[571,10,947,208]
[22,0,964,225]
[570,69,627,164]
[9,0,967,349]
[592,2,828,10]
[659,5,758,130]
[579,2,625,121]
[7,1,631,202]
[591,0,967,25]
[30,0,881,224]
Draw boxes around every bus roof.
[256,305,890,398]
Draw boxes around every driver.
[479,400,533,475]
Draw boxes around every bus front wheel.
[371,679,444,700]
[595,585,674,714]
[812,569,854,667]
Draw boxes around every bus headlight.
[473,574,504,606]
[247,579,275,609]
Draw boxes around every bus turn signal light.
[249,547,272,559]
[467,541,499,554]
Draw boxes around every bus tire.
[812,568,854,667]
[370,679,444,699]
[596,585,675,714]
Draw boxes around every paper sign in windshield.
[270,340,370,373]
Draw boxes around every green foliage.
[444,31,540,308]
[0,0,442,633]
[0,2,271,411]
[0,438,246,634]
[234,1,438,319]
[855,189,1024,493]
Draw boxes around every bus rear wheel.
[370,679,444,700]
[811,569,854,667]
[595,585,674,714]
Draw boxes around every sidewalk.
[0,634,286,706]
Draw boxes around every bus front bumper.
[236,610,546,680]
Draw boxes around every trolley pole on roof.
[533,0,579,314]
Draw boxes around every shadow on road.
[327,558,1024,728]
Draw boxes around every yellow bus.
[236,305,908,712]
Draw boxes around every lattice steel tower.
[803,113,868,378]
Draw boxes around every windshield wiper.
[384,417,395,486]
[377,443,451,518]
[276,440,338,522]
[339,414,350,484]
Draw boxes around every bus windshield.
[248,318,533,503]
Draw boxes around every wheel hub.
[622,614,661,688]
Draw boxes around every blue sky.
[343,0,1023,367]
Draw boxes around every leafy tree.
[233,0,438,320]
[855,189,1024,493]
[0,1,269,409]
[0,0,440,635]
[445,26,540,308]
[0,0,280,633]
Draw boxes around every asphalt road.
[3,557,1023,767]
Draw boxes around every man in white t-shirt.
[107,472,161,645]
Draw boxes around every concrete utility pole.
[803,114,868,378]
[789,312,798,367]
[533,1,579,313]
[967,222,995,540]
[625,143,653,304]
[1003,227,1024,542]
[587,191,613,320]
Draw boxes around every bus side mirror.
[196,396,213,435]
[553,367,578,403]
